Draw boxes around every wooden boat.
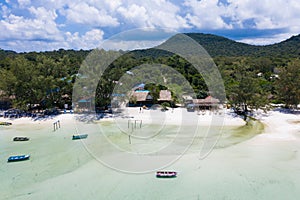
[7,154,30,162]
[72,134,88,140]
[156,171,177,178]
[13,137,29,141]
[0,122,12,126]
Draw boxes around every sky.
[1,0,300,52]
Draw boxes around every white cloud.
[102,0,122,12]
[100,28,177,51]
[17,0,31,8]
[226,0,300,31]
[237,33,296,45]
[0,29,105,52]
[117,4,150,27]
[1,0,300,51]
[0,6,61,41]
[65,29,105,50]
[1,5,10,18]
[183,0,232,29]
[184,0,300,32]
[101,39,167,51]
[117,0,190,30]
[62,2,119,27]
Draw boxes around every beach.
[0,108,299,199]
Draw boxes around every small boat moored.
[72,134,88,140]
[7,154,30,162]
[0,122,12,126]
[156,171,177,178]
[13,137,30,141]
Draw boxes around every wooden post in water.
[53,120,61,131]
[128,135,131,144]
[127,119,143,144]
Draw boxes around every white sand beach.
[0,108,299,199]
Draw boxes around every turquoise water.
[1,118,300,199]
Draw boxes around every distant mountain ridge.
[184,33,300,57]
[1,33,300,58]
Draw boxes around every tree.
[276,59,300,109]
[225,61,268,119]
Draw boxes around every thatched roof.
[193,96,220,105]
[132,90,152,101]
[158,90,172,101]
[204,96,220,103]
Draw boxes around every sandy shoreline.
[1,108,300,199]
[1,107,246,126]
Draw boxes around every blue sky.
[1,0,300,52]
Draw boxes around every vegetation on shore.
[0,33,299,115]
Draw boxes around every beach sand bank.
[0,108,299,199]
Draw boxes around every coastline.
[1,107,246,126]
[1,108,300,199]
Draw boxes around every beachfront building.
[74,98,92,112]
[182,94,194,106]
[192,96,220,111]
[129,89,173,107]
[157,90,172,104]
[129,90,153,107]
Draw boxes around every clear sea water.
[1,117,300,200]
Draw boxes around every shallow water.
[1,117,300,200]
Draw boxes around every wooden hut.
[158,90,172,103]
[193,96,220,110]
[130,90,153,106]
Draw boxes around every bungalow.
[130,90,153,106]
[192,96,220,110]
[75,98,92,111]
[158,90,172,103]
[129,89,173,107]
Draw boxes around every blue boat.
[72,134,88,140]
[7,154,30,162]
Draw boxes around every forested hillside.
[186,33,300,58]
[0,33,299,113]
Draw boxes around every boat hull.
[156,171,177,178]
[7,155,30,162]
[72,134,88,140]
[13,137,29,141]
[0,122,12,126]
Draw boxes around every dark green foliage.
[0,33,300,112]
[276,59,300,108]
[161,102,170,111]
[223,60,268,115]
[185,33,300,58]
[0,49,90,110]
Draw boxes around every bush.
[161,102,170,111]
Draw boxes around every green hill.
[1,33,300,59]
[127,33,300,59]
[184,33,300,58]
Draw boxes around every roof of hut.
[158,90,172,101]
